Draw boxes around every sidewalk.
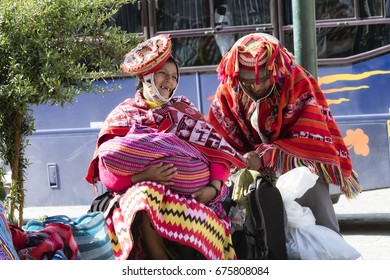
[334,187,390,227]
[334,187,390,260]
[20,205,90,224]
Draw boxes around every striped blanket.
[99,126,210,196]
[105,181,237,260]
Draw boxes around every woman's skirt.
[103,181,237,260]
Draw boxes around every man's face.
[239,68,273,101]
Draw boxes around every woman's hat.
[121,34,172,76]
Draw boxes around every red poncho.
[208,34,361,198]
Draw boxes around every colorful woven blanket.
[105,181,236,260]
[86,94,247,185]
[9,223,80,260]
[1,201,18,260]
[99,125,210,196]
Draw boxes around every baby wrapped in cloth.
[98,124,210,196]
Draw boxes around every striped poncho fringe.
[257,145,361,198]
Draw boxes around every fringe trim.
[256,146,362,199]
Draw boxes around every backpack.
[228,169,287,260]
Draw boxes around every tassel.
[256,145,362,198]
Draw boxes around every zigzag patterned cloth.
[105,181,237,260]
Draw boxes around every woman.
[85,34,246,260]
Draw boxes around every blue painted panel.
[24,129,105,207]
[337,121,390,191]
[318,53,390,116]
[198,72,222,114]
[175,73,200,108]
[32,78,136,130]
[32,75,203,130]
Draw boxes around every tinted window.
[107,3,143,34]
[156,1,211,31]
[284,24,390,58]
[316,0,355,20]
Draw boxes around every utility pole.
[292,0,318,80]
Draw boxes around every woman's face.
[152,61,179,99]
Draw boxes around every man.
[207,33,361,233]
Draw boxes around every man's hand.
[244,151,263,171]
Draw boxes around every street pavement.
[333,187,390,260]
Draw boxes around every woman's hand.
[132,162,177,185]
[244,151,263,171]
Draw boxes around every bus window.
[316,0,354,20]
[224,0,271,26]
[316,26,356,58]
[156,0,211,32]
[214,3,235,55]
[154,0,271,32]
[171,35,222,67]
[283,0,354,24]
[282,0,390,59]
[152,0,272,67]
[284,0,386,23]
[359,0,384,17]
[387,0,390,17]
[213,0,272,58]
[107,2,144,35]
[284,23,390,59]
[353,24,390,53]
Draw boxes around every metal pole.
[292,0,318,80]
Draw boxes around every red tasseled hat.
[217,33,294,87]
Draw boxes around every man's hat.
[217,33,293,86]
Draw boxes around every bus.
[18,0,390,207]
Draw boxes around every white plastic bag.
[285,225,361,260]
[276,167,361,260]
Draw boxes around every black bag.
[89,191,118,214]
[230,172,287,260]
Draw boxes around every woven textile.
[24,212,115,260]
[86,94,246,185]
[106,181,236,260]
[99,126,210,196]
[10,222,80,260]
[209,42,361,198]
[0,201,18,260]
